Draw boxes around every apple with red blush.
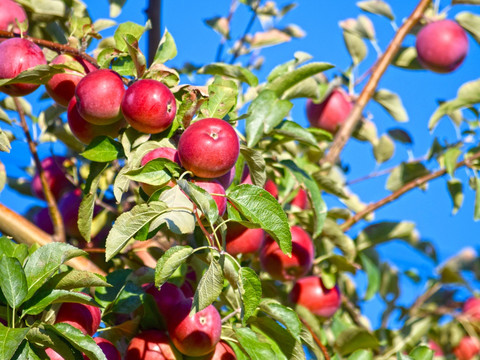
[0,0,28,33]
[290,188,309,209]
[226,222,264,256]
[192,179,227,217]
[143,282,185,316]
[31,156,74,201]
[453,336,480,360]
[185,341,236,360]
[306,88,352,134]
[33,207,54,234]
[45,348,65,360]
[84,337,121,360]
[140,147,180,195]
[54,294,101,336]
[463,297,480,321]
[125,330,182,360]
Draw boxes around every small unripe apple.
[289,276,341,318]
[260,226,314,281]
[140,147,180,195]
[226,222,265,256]
[0,38,47,96]
[83,337,121,360]
[55,294,101,336]
[121,79,177,134]
[185,341,236,360]
[167,297,222,357]
[291,188,309,210]
[463,297,480,321]
[178,118,239,178]
[453,336,480,360]
[0,0,28,33]
[143,282,185,316]
[192,179,227,217]
[46,54,97,107]
[31,156,74,201]
[416,19,469,73]
[125,330,182,360]
[306,88,352,133]
[75,69,125,125]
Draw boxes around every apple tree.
[0,0,479,359]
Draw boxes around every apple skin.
[68,96,125,145]
[75,69,125,125]
[54,294,101,336]
[453,336,480,360]
[226,222,265,256]
[428,340,444,357]
[33,207,54,235]
[289,276,341,318]
[178,118,240,179]
[83,337,121,360]
[143,282,185,316]
[0,0,28,33]
[140,147,180,195]
[241,168,278,199]
[46,54,97,107]
[306,88,352,133]
[192,179,227,217]
[125,330,183,360]
[45,348,64,360]
[0,38,47,96]
[291,188,309,209]
[121,79,177,134]
[31,156,74,201]
[166,297,222,357]
[260,226,314,281]
[415,20,469,73]
[215,166,236,189]
[184,341,236,360]
[463,297,480,321]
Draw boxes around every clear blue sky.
[1,0,479,329]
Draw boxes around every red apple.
[178,118,239,178]
[75,69,125,125]
[453,336,480,360]
[241,168,278,199]
[143,282,185,316]
[428,340,443,357]
[121,79,177,134]
[84,337,121,360]
[192,179,227,217]
[416,19,469,73]
[33,207,54,235]
[54,294,101,336]
[31,156,74,201]
[215,166,236,189]
[67,96,125,144]
[125,330,182,360]
[289,276,341,318]
[140,147,180,195]
[0,0,27,33]
[226,222,264,256]
[463,297,480,321]
[45,348,64,360]
[185,341,236,360]
[0,38,47,96]
[306,88,352,133]
[167,297,222,357]
[46,54,97,107]
[291,188,309,210]
[260,226,314,281]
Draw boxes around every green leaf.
[392,46,423,70]
[177,179,219,225]
[388,128,413,144]
[0,325,29,360]
[280,160,327,237]
[240,145,266,187]
[26,325,83,359]
[349,349,374,360]
[357,0,394,20]
[373,89,408,122]
[0,257,27,308]
[24,243,86,301]
[0,65,63,86]
[356,221,416,251]
[474,177,480,221]
[81,136,124,162]
[373,134,395,163]
[0,130,11,153]
[227,184,291,255]
[205,16,230,38]
[191,256,224,313]
[105,201,168,261]
[246,90,293,148]
[343,31,367,65]
[201,77,238,119]
[22,289,96,316]
[444,147,462,177]
[409,345,433,360]
[456,12,480,46]
[125,158,180,185]
[259,299,302,340]
[155,246,193,287]
[239,267,262,322]
[198,63,258,87]
[114,21,149,52]
[153,29,177,64]
[46,269,110,290]
[271,120,320,148]
[0,237,28,264]
[335,327,379,356]
[359,253,380,300]
[108,0,127,17]
[235,327,276,359]
[399,317,432,349]
[386,162,429,192]
[447,179,464,214]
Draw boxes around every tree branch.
[146,0,162,66]
[341,151,480,231]
[300,317,331,360]
[216,0,239,62]
[229,1,261,65]
[321,0,431,166]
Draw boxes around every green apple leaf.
[271,120,320,148]
[0,130,11,153]
[235,327,276,359]
[0,325,30,360]
[259,299,302,340]
[386,162,429,192]
[81,136,125,162]
[108,0,127,17]
[456,11,480,46]
[155,246,193,287]
[46,269,110,290]
[409,345,433,360]
[343,31,367,65]
[392,47,423,70]
[373,134,395,163]
[191,256,224,313]
[125,158,180,185]
[357,0,394,20]
[0,65,64,86]
[240,145,266,187]
[356,221,416,251]
[0,257,27,309]
[447,179,464,214]
[335,327,380,356]
[0,237,28,264]
[201,76,238,120]
[22,290,96,316]
[373,89,409,122]
[114,21,150,52]
[177,179,219,225]
[359,253,380,300]
[239,267,262,322]
[153,29,177,64]
[198,63,258,87]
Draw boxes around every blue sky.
[1,0,479,328]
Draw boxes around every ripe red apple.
[226,222,264,256]
[192,179,227,217]
[84,337,121,360]
[45,348,64,360]
[178,118,239,178]
[415,19,469,73]
[125,330,182,360]
[0,38,47,96]
[31,156,74,201]
[67,97,125,144]
[140,147,180,195]
[143,282,185,316]
[54,294,101,336]
[33,207,54,235]
[0,0,28,33]
[166,297,222,357]
[185,341,236,360]
[463,297,480,321]
[121,79,177,134]
[241,168,278,199]
[75,69,125,125]
[289,276,341,318]
[291,188,309,210]
[260,226,314,281]
[428,340,444,357]
[215,166,236,189]
[453,336,480,360]
[306,88,352,133]
[46,54,96,107]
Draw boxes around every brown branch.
[409,282,441,316]
[0,203,106,275]
[0,30,98,66]
[341,151,480,231]
[146,0,162,66]
[342,295,370,330]
[14,97,66,243]
[300,317,331,360]
[321,0,432,166]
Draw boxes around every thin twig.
[409,283,442,316]
[215,0,239,62]
[341,150,480,231]
[229,0,261,64]
[221,307,241,323]
[14,97,66,243]
[300,317,331,360]
[342,295,371,330]
[321,0,432,166]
